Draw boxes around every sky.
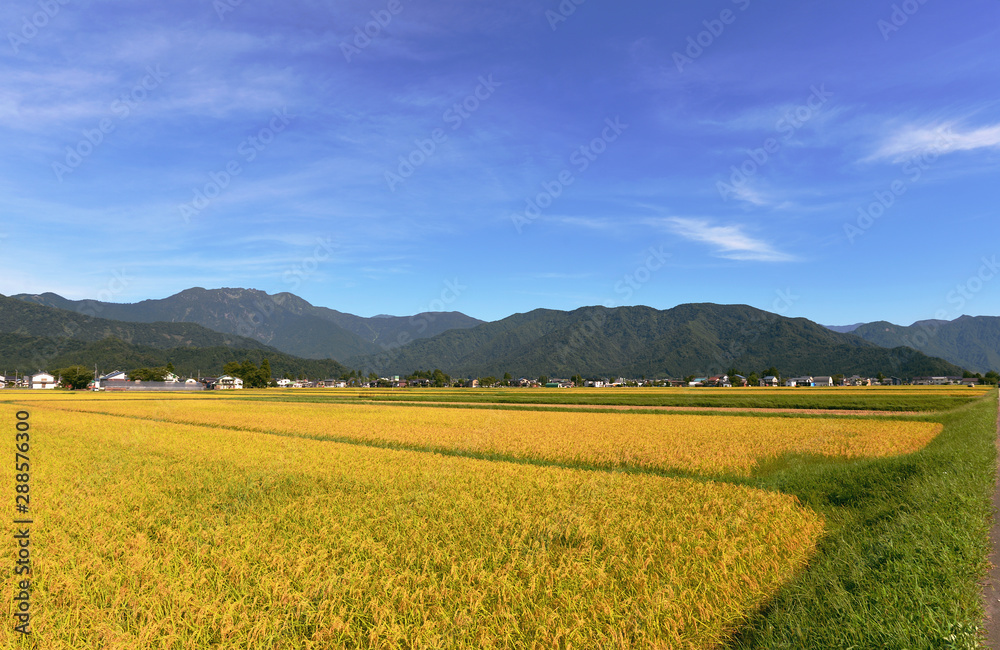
[1,0,998,326]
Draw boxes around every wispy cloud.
[726,183,769,207]
[869,121,1000,162]
[664,218,797,262]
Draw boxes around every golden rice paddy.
[31,396,943,476]
[2,404,824,649]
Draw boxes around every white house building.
[813,376,835,387]
[215,375,244,390]
[30,372,57,389]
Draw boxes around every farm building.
[30,372,57,389]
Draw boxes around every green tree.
[538,375,548,385]
[130,366,168,381]
[876,372,886,383]
[224,359,270,388]
[747,372,759,386]
[501,372,513,387]
[260,359,272,387]
[985,371,999,386]
[833,374,845,386]
[57,365,92,390]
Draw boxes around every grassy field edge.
[727,390,998,648]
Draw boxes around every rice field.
[1,405,823,649]
[0,387,992,648]
[28,396,943,476]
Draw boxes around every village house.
[813,376,835,387]
[760,376,780,387]
[30,372,57,389]
[101,370,128,382]
[215,375,244,390]
[911,377,962,386]
[785,376,814,387]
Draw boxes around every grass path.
[982,390,1000,647]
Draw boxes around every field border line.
[983,389,1000,649]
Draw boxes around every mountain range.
[14,288,482,361]
[2,289,979,379]
[837,316,1000,374]
[0,294,349,378]
[345,303,965,379]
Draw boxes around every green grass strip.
[728,391,997,648]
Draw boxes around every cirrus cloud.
[664,217,798,262]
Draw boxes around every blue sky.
[1,0,998,326]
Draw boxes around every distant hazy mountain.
[850,316,1000,374]
[0,293,270,352]
[0,292,349,375]
[13,288,483,362]
[348,303,965,379]
[825,323,865,334]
